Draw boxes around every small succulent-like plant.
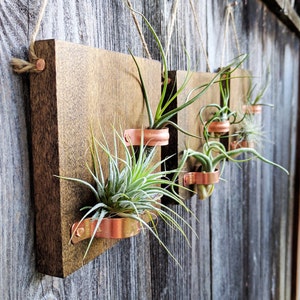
[57,128,194,263]
[173,140,289,199]
[231,114,265,149]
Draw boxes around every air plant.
[57,128,195,263]
[173,140,289,200]
[231,114,265,149]
[245,67,273,109]
[128,7,234,136]
[199,56,248,141]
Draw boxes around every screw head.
[36,58,45,71]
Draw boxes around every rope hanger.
[126,0,152,59]
[127,0,211,73]
[188,0,212,72]
[11,0,49,74]
[126,0,179,60]
[12,0,176,71]
[220,1,242,67]
[11,0,242,74]
[165,0,180,59]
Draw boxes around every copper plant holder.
[230,140,255,150]
[242,104,262,114]
[207,120,230,134]
[183,169,220,186]
[124,128,169,146]
[71,214,155,244]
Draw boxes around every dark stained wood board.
[29,39,161,277]
[162,71,220,200]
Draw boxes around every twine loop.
[221,1,241,67]
[189,0,211,72]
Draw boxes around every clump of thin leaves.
[172,140,289,199]
[57,128,195,263]
[246,66,272,106]
[178,141,289,174]
[234,114,266,147]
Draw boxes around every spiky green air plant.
[128,7,240,138]
[57,128,196,263]
[199,55,248,142]
[233,114,265,148]
[173,141,289,200]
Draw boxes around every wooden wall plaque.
[30,39,161,277]
[161,69,249,200]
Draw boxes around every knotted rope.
[11,0,49,73]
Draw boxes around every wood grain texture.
[30,39,161,277]
[0,0,299,298]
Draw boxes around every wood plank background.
[1,0,299,299]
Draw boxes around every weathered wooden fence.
[1,0,299,299]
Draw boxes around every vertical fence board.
[0,0,299,298]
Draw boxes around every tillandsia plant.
[57,128,195,263]
[231,114,265,150]
[128,7,228,136]
[199,55,248,141]
[173,140,289,200]
[244,66,273,111]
